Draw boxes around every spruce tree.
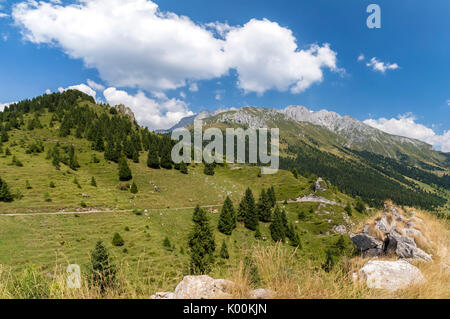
[267,186,276,208]
[112,233,124,246]
[180,162,188,174]
[0,178,13,202]
[91,176,97,187]
[93,134,104,152]
[118,157,132,181]
[322,249,335,272]
[160,144,173,169]
[90,241,117,291]
[218,196,236,235]
[203,163,215,176]
[292,168,299,179]
[0,128,8,143]
[257,189,272,222]
[104,141,118,162]
[147,144,160,169]
[219,240,229,259]
[130,182,138,194]
[188,206,216,274]
[269,206,285,242]
[242,188,258,231]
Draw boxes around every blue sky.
[0,0,449,149]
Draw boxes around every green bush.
[112,233,125,246]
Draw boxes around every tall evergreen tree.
[239,188,258,231]
[0,177,13,202]
[218,196,236,235]
[118,157,132,181]
[257,189,272,222]
[90,241,117,292]
[180,162,188,174]
[1,127,8,143]
[160,144,173,169]
[267,186,276,208]
[188,206,216,274]
[104,140,118,162]
[269,206,285,242]
[147,144,160,169]
[93,134,104,152]
[219,240,229,259]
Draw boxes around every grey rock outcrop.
[350,205,432,262]
[150,275,233,299]
[358,260,426,291]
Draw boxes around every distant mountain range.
[166,105,448,166]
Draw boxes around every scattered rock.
[333,225,347,234]
[249,289,274,299]
[386,230,432,262]
[173,276,233,299]
[150,292,175,299]
[350,233,383,252]
[358,260,426,292]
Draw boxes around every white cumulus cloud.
[366,57,399,73]
[87,79,105,91]
[0,102,16,111]
[364,114,450,152]
[224,19,338,94]
[12,0,339,95]
[58,83,97,99]
[103,87,193,131]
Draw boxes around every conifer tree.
[132,148,139,163]
[322,249,335,272]
[90,241,117,291]
[218,196,236,235]
[267,186,276,208]
[219,240,229,259]
[257,189,272,222]
[203,163,215,176]
[104,140,118,162]
[0,177,13,202]
[93,134,104,152]
[188,206,216,274]
[147,144,160,169]
[130,182,138,194]
[292,168,299,179]
[112,233,125,246]
[118,157,132,181]
[180,162,188,174]
[68,146,80,170]
[254,226,262,239]
[269,206,285,242]
[241,188,258,231]
[160,144,173,169]
[1,128,8,143]
[91,176,97,187]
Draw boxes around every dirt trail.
[0,204,224,217]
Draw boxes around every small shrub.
[163,236,172,250]
[80,201,87,208]
[112,233,125,247]
[124,226,130,231]
[43,192,51,202]
[25,180,32,189]
[49,181,56,188]
[91,176,97,187]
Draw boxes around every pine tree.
[132,149,139,163]
[118,157,132,181]
[180,162,188,174]
[0,178,13,202]
[257,189,272,222]
[104,141,118,162]
[163,236,172,250]
[93,134,104,152]
[0,128,8,143]
[240,188,258,231]
[218,196,236,235]
[254,226,262,239]
[68,146,80,170]
[269,206,285,242]
[267,186,276,208]
[90,241,117,291]
[219,240,229,259]
[188,206,216,274]
[292,168,299,179]
[322,249,335,272]
[5,147,11,156]
[204,163,215,176]
[91,176,97,187]
[112,233,124,246]
[130,182,138,194]
[160,144,173,169]
[147,144,160,169]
